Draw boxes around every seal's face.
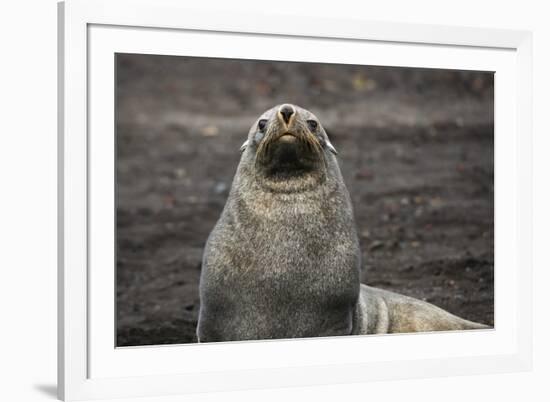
[242,104,337,183]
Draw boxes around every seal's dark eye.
[307,120,318,131]
[258,119,267,131]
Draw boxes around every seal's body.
[197,104,486,342]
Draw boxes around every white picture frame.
[58,0,533,400]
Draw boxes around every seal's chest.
[232,227,359,303]
[199,185,360,341]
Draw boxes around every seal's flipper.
[354,284,489,335]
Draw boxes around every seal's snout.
[253,104,329,184]
[278,104,295,126]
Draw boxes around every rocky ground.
[116,54,494,346]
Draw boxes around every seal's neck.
[229,164,343,223]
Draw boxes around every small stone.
[201,125,219,137]
[368,240,384,251]
[352,73,377,91]
[355,168,374,180]
[163,195,175,208]
[429,197,444,208]
[214,181,228,195]
[175,168,186,178]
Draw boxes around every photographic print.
[116,54,494,346]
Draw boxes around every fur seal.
[197,104,487,342]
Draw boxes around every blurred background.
[116,54,494,346]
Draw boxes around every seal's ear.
[325,138,338,155]
[323,129,338,155]
[239,139,249,153]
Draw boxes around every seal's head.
[240,104,338,190]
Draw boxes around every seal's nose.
[278,104,295,125]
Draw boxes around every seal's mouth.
[255,127,324,179]
[277,133,298,143]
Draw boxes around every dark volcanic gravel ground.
[116,54,494,346]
